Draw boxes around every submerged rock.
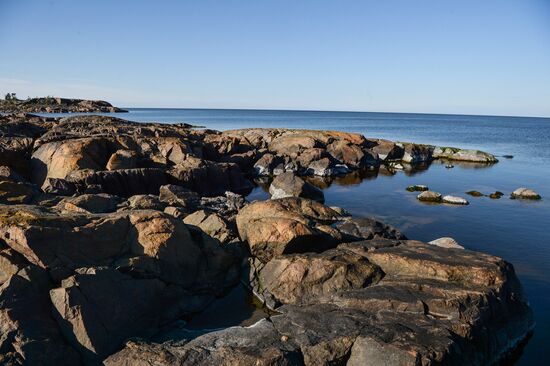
[466,190,484,197]
[511,188,541,200]
[406,184,429,192]
[489,191,504,199]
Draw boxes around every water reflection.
[250,160,497,193]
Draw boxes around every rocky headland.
[0,97,127,113]
[0,112,533,365]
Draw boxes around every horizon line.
[120,106,550,120]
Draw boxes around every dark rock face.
[0,266,81,365]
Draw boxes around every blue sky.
[1,0,549,116]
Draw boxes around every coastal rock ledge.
[0,113,532,365]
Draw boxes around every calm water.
[48,108,550,364]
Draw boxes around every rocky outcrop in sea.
[0,97,127,113]
[0,113,533,365]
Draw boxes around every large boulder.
[31,137,117,187]
[249,248,384,308]
[399,143,433,164]
[236,198,343,262]
[269,172,324,202]
[510,187,541,200]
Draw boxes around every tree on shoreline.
[3,92,17,101]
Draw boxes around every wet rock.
[442,195,469,205]
[406,184,429,192]
[106,149,138,171]
[326,140,378,168]
[236,198,342,262]
[269,172,324,202]
[42,177,77,196]
[369,139,404,161]
[417,191,442,202]
[335,217,406,242]
[399,143,433,164]
[306,157,349,176]
[511,188,541,200]
[428,237,465,249]
[57,193,122,214]
[489,191,504,199]
[466,190,484,197]
[159,184,200,211]
[433,147,498,163]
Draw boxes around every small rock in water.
[510,188,541,200]
[445,164,454,169]
[466,190,484,197]
[442,195,469,205]
[502,155,514,159]
[406,185,429,192]
[428,237,465,249]
[417,191,442,202]
[489,191,504,199]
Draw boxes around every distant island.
[0,93,127,113]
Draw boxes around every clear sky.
[1,0,549,116]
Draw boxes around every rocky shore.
[0,97,127,113]
[0,113,533,365]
